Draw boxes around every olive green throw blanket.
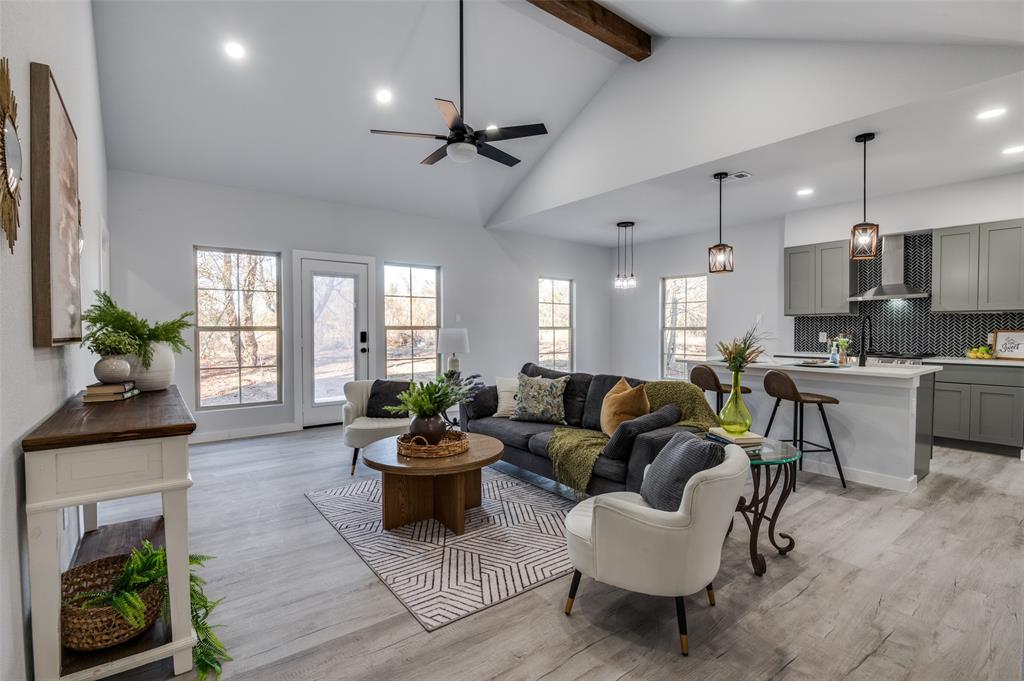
[548,428,609,496]
[643,381,720,431]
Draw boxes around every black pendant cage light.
[614,221,636,289]
[708,172,734,273]
[850,132,880,260]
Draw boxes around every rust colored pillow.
[600,377,651,437]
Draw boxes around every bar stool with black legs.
[762,370,847,488]
[689,364,751,413]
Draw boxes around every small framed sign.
[992,330,1024,360]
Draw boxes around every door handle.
[360,348,367,354]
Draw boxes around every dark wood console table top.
[22,385,196,452]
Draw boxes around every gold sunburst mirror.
[0,57,22,253]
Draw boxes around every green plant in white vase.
[85,329,142,384]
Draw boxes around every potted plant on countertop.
[82,291,193,391]
[716,322,768,434]
[386,373,479,445]
[85,329,142,384]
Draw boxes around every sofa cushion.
[600,378,650,436]
[583,374,644,431]
[592,455,628,483]
[467,417,556,451]
[604,405,682,460]
[512,374,569,424]
[641,433,726,512]
[520,363,593,427]
[528,429,556,458]
[463,385,497,420]
[365,380,410,418]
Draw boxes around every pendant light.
[614,221,636,289]
[708,172,733,273]
[850,132,879,260]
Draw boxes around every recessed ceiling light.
[375,89,393,104]
[485,124,498,131]
[1003,145,1024,155]
[796,188,814,196]
[977,108,1007,120]
[223,41,246,60]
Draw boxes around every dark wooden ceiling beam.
[527,0,652,61]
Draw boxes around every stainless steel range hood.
[848,234,930,301]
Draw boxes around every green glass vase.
[719,370,752,434]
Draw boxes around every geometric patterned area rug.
[305,468,577,631]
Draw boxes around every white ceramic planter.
[129,342,176,391]
[94,356,132,384]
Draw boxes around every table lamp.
[438,328,470,373]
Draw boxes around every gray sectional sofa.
[458,363,702,494]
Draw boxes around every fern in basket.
[69,541,231,680]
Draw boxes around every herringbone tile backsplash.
[793,233,1024,356]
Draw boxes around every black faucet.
[858,315,873,366]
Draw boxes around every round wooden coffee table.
[361,433,504,535]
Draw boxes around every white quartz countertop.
[705,358,942,380]
[774,352,1024,368]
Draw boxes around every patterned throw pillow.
[511,374,570,424]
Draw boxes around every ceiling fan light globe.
[447,141,477,163]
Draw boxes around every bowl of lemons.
[966,345,994,359]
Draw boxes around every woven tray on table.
[61,554,164,651]
[397,430,470,458]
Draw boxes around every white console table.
[22,386,197,681]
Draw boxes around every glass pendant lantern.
[850,133,880,260]
[708,172,734,274]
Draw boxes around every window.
[384,264,440,380]
[538,277,573,371]
[661,275,707,379]
[195,247,281,408]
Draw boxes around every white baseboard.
[189,422,302,444]
[799,456,918,493]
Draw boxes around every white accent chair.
[342,380,411,475]
[563,444,749,656]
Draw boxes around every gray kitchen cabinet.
[978,219,1024,311]
[784,245,815,316]
[931,224,979,312]
[933,382,972,440]
[969,384,1024,447]
[784,241,856,316]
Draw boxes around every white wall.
[0,2,109,679]
[107,170,613,441]
[492,38,1024,226]
[610,219,787,379]
[785,172,1024,245]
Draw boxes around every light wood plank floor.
[98,427,1024,681]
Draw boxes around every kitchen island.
[705,358,941,492]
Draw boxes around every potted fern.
[386,373,478,445]
[82,291,193,391]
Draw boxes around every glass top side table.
[732,438,801,576]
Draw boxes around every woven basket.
[61,554,164,651]
[397,430,470,458]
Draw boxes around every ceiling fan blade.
[477,123,548,142]
[478,143,520,167]
[371,129,448,140]
[434,98,465,131]
[420,144,449,165]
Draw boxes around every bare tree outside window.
[384,264,440,381]
[538,278,573,371]
[195,247,281,408]
[662,275,707,378]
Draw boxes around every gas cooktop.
[867,351,936,360]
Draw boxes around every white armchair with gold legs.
[341,380,411,474]
[563,445,749,655]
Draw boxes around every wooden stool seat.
[762,370,846,488]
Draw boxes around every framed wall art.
[992,330,1024,360]
[31,62,82,346]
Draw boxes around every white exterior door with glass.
[300,258,369,426]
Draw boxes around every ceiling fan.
[370,0,547,167]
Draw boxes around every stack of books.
[707,427,765,455]
[83,381,140,403]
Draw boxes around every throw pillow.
[603,405,682,460]
[462,385,498,420]
[493,377,519,418]
[520,362,593,427]
[600,377,650,437]
[512,374,570,424]
[365,380,410,418]
[640,433,726,512]
[583,374,644,431]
